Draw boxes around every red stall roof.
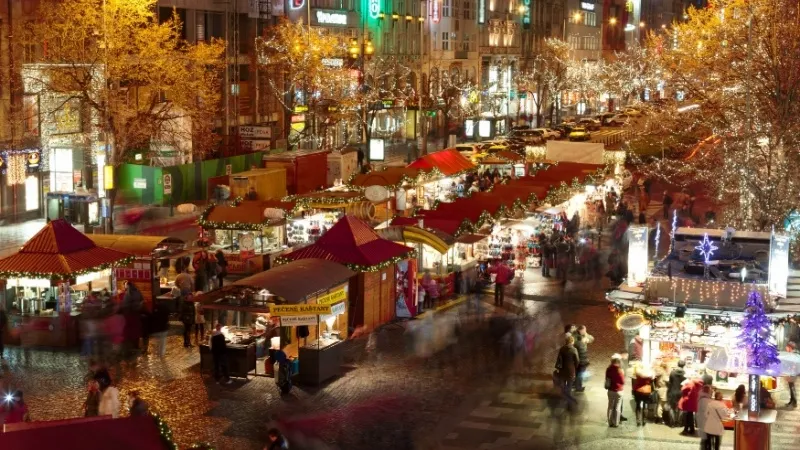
[0,416,166,450]
[407,148,476,176]
[0,219,131,279]
[280,215,413,269]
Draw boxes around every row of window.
[436,32,477,51]
[567,35,599,51]
[442,0,475,20]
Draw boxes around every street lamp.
[609,17,617,26]
[639,21,646,28]
[573,12,582,23]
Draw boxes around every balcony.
[454,50,469,60]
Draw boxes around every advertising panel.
[627,226,649,287]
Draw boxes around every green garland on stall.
[607,301,748,328]
[0,256,135,282]
[345,166,447,190]
[153,414,178,450]
[273,250,417,273]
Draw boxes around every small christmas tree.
[740,291,780,370]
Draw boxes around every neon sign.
[431,0,440,23]
[478,0,485,24]
[316,10,348,25]
[580,1,595,10]
[291,0,305,10]
[369,0,380,19]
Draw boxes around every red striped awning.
[407,149,476,176]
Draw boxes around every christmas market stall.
[86,235,186,311]
[606,227,795,404]
[0,219,132,347]
[475,150,527,178]
[348,166,431,219]
[406,148,477,209]
[195,259,355,384]
[198,199,296,276]
[283,190,372,247]
[276,215,416,328]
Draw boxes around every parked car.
[577,118,601,131]
[596,113,617,126]
[506,129,545,145]
[568,127,592,141]
[533,128,560,140]
[607,114,633,127]
[554,123,575,137]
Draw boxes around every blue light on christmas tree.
[740,291,780,371]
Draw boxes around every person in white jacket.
[703,391,731,450]
[98,385,120,418]
[696,385,713,448]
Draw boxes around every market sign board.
[271,303,332,316]
[279,315,318,326]
[317,287,348,305]
[580,1,595,10]
[627,226,649,287]
[768,232,790,298]
[316,10,348,26]
[238,126,271,139]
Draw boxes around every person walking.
[127,391,150,417]
[210,323,232,384]
[703,391,731,450]
[555,334,579,410]
[83,380,101,417]
[662,191,673,219]
[605,355,625,427]
[180,298,196,348]
[785,341,797,408]
[679,376,704,435]
[150,303,170,358]
[696,385,713,450]
[265,428,289,450]
[215,250,228,288]
[493,263,513,307]
[667,359,687,427]
[632,363,653,426]
[194,301,206,346]
[573,325,594,392]
[98,383,120,418]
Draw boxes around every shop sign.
[294,105,308,113]
[321,58,344,68]
[114,268,152,281]
[225,164,232,175]
[382,100,394,108]
[627,226,649,287]
[317,287,348,305]
[279,315,318,326]
[580,1,595,10]
[242,139,271,151]
[369,138,385,161]
[26,151,41,170]
[316,10,348,26]
[271,303,332,316]
[290,0,305,10]
[768,232,790,298]
[133,178,147,189]
[291,114,306,123]
[369,0,380,19]
[320,301,346,320]
[238,126,272,139]
[431,0,440,23]
[163,174,172,195]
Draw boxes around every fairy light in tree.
[7,154,26,186]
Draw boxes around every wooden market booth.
[284,190,382,247]
[406,148,477,209]
[195,259,355,384]
[199,199,298,277]
[0,219,132,348]
[277,215,416,328]
[86,235,185,311]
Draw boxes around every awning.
[233,259,354,304]
[349,167,426,188]
[87,235,185,257]
[407,148,476,176]
[456,234,488,245]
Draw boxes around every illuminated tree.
[256,19,353,150]
[22,0,225,165]
[599,45,660,106]
[634,0,800,230]
[516,39,572,125]
[741,291,780,370]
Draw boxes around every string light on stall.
[0,256,134,282]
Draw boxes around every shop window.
[25,176,39,212]
[50,148,74,193]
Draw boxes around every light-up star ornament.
[695,233,719,263]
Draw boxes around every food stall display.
[199,200,293,275]
[287,210,342,247]
[0,219,132,347]
[86,235,185,311]
[228,168,289,201]
[195,259,355,384]
[277,216,416,330]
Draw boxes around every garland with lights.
[198,204,280,231]
[345,166,447,190]
[274,249,417,273]
[0,256,135,282]
[152,414,178,450]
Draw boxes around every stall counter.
[4,312,81,348]
[298,341,344,385]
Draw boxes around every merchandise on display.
[287,212,340,247]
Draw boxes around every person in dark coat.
[573,325,594,392]
[127,390,150,417]
[180,299,195,348]
[140,308,152,355]
[667,359,687,427]
[210,323,232,384]
[215,250,228,288]
[555,334,579,409]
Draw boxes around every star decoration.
[695,233,719,263]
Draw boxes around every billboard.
[768,232,790,298]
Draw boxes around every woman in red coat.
[678,378,704,435]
